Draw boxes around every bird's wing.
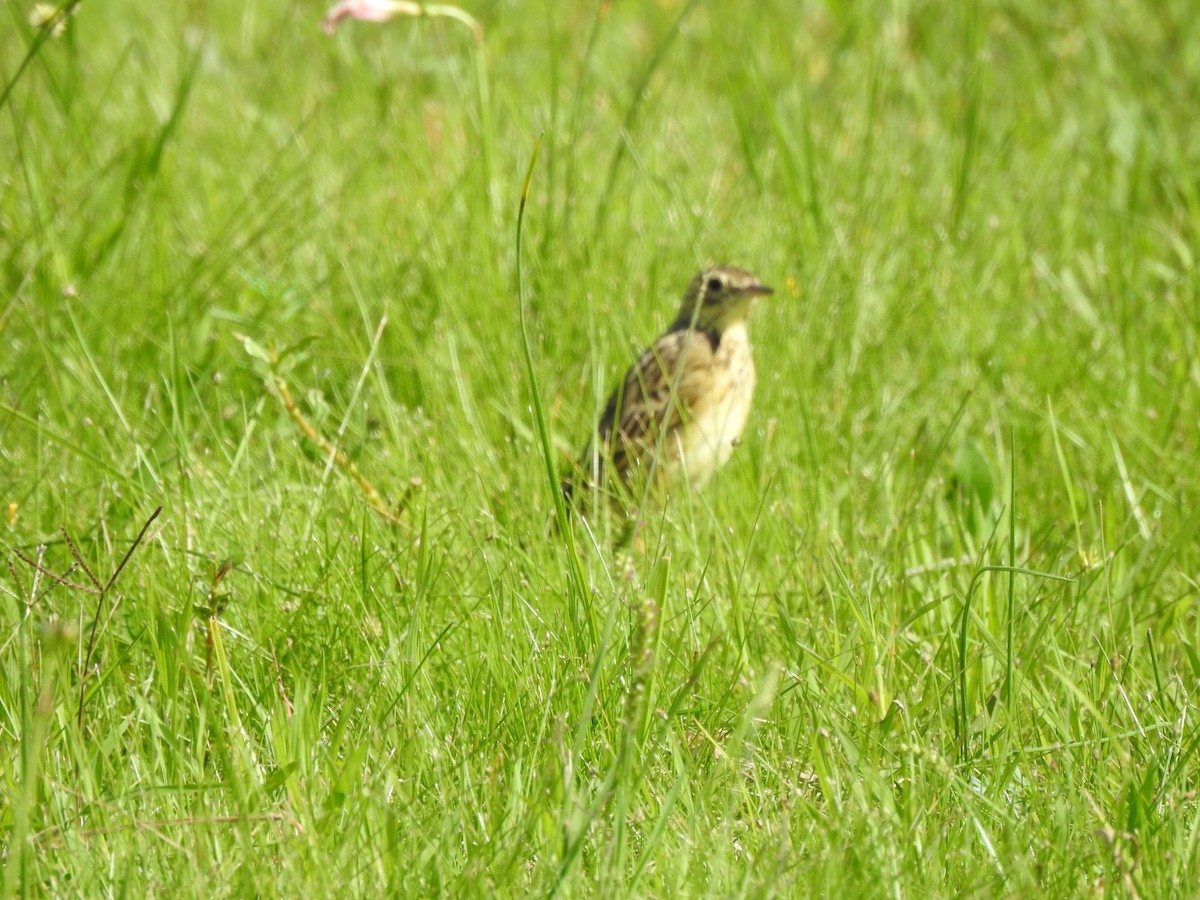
[593,328,717,482]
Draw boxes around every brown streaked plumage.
[565,265,773,514]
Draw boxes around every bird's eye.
[706,277,723,294]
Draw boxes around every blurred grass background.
[3,0,1199,894]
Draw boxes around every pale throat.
[700,297,759,334]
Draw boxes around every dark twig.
[76,506,162,727]
[9,508,162,729]
[11,548,93,595]
[103,507,161,594]
[60,526,103,591]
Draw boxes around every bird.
[564,265,773,518]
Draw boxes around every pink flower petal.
[323,0,419,36]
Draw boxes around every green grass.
[3,0,1200,894]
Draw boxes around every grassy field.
[3,0,1200,894]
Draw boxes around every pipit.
[565,265,773,516]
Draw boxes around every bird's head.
[674,266,773,333]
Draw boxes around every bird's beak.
[743,283,773,297]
